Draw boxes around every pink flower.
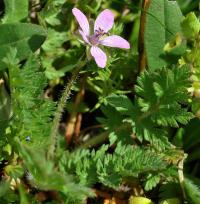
[72,8,130,68]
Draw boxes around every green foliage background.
[0,0,200,203]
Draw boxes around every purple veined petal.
[90,46,107,68]
[72,8,90,36]
[79,29,90,44]
[100,35,130,49]
[94,9,114,33]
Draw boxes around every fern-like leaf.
[4,49,56,148]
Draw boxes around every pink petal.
[79,29,90,44]
[90,46,107,68]
[100,35,130,49]
[94,9,114,33]
[72,8,90,36]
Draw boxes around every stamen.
[89,28,106,46]
[95,28,106,36]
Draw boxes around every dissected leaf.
[184,178,200,204]
[106,94,134,115]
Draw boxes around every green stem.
[77,131,109,149]
[77,104,160,149]
[48,56,86,159]
[77,123,131,149]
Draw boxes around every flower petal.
[90,46,107,68]
[100,35,130,49]
[72,8,90,36]
[79,29,90,44]
[94,9,114,33]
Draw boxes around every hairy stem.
[65,74,87,144]
[48,56,86,159]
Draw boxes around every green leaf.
[106,94,134,115]
[145,0,183,70]
[4,164,24,179]
[0,82,11,139]
[0,180,10,197]
[131,112,170,150]
[144,174,160,191]
[177,0,200,14]
[18,185,29,204]
[3,0,28,23]
[135,67,193,127]
[164,33,187,56]
[18,144,67,190]
[159,183,182,201]
[61,143,167,190]
[0,23,46,70]
[184,178,200,204]
[183,118,200,151]
[181,12,200,39]
[129,66,193,149]
[97,105,124,130]
[3,52,56,147]
[0,82,11,124]
[18,142,92,196]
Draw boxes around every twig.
[138,0,151,72]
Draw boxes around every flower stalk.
[48,56,86,159]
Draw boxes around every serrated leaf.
[135,67,193,128]
[153,82,164,97]
[145,174,160,191]
[106,94,134,115]
[184,178,200,204]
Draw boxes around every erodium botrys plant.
[72,8,130,68]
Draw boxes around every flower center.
[88,28,106,46]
